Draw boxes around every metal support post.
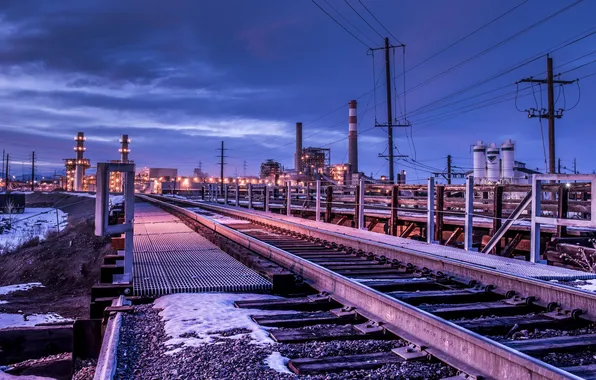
[265,185,270,212]
[224,184,228,205]
[248,183,253,210]
[123,171,134,281]
[427,177,435,244]
[286,182,292,216]
[464,176,474,251]
[315,180,321,222]
[531,177,542,263]
[95,162,135,284]
[235,182,240,206]
[357,178,365,229]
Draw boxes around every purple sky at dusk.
[0,0,595,182]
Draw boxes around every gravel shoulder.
[116,303,456,380]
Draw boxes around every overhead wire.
[401,0,586,97]
[343,0,384,41]
[311,0,371,49]
[356,0,403,45]
[320,0,378,46]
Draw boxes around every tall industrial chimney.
[74,132,86,191]
[295,122,302,174]
[119,134,131,163]
[348,100,358,177]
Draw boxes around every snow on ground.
[575,279,596,292]
[0,312,70,328]
[0,283,70,328]
[0,208,68,252]
[186,208,251,225]
[153,293,295,353]
[265,352,292,374]
[0,283,43,296]
[0,371,58,380]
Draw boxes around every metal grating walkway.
[133,202,271,296]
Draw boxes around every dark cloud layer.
[0,0,595,179]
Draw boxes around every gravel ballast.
[115,303,456,380]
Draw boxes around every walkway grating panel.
[132,202,271,297]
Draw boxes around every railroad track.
[139,194,596,380]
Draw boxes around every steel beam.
[464,176,474,251]
[248,183,253,210]
[235,183,240,207]
[315,180,321,222]
[427,177,435,244]
[286,182,292,216]
[531,176,542,263]
[357,178,365,230]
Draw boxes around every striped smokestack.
[348,100,358,175]
[295,122,303,174]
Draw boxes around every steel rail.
[149,195,596,321]
[94,296,129,380]
[140,195,586,380]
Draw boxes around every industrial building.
[472,140,540,184]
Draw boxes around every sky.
[0,0,595,183]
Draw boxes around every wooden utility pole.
[31,151,35,192]
[371,38,407,183]
[384,37,394,182]
[518,56,575,174]
[573,158,577,174]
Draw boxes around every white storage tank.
[501,139,515,182]
[472,141,487,180]
[486,143,500,182]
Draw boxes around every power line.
[356,0,402,45]
[311,0,371,49]
[343,0,384,40]
[402,0,585,96]
[299,2,588,138]
[400,0,530,77]
[559,57,596,75]
[321,0,377,46]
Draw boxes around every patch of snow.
[577,279,596,292]
[0,301,7,305]
[0,371,58,380]
[0,312,70,329]
[0,283,44,296]
[0,209,68,252]
[153,293,294,352]
[265,352,292,374]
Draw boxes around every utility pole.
[558,158,561,174]
[371,37,407,183]
[217,141,227,186]
[243,160,248,177]
[447,155,452,185]
[518,55,575,174]
[384,37,394,183]
[31,151,35,192]
[5,154,9,192]
[573,158,577,174]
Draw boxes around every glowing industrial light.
[566,183,571,187]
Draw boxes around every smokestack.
[119,134,131,163]
[348,100,358,176]
[295,122,302,174]
[74,132,86,191]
